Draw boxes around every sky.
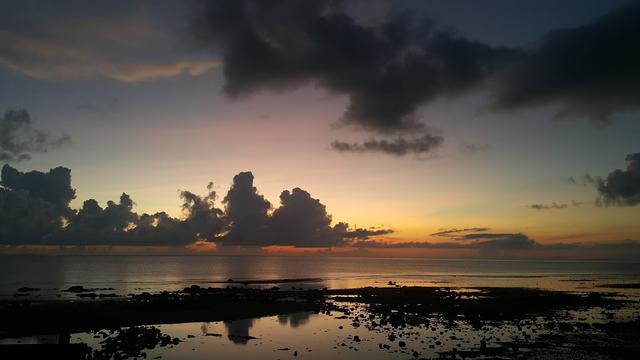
[0,0,639,258]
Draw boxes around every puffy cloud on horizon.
[1,165,637,259]
[1,163,75,209]
[53,187,225,246]
[220,172,272,246]
[267,187,346,247]
[0,164,75,244]
[1,110,70,163]
[0,165,390,247]
[219,172,393,247]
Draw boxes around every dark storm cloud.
[192,0,518,133]
[0,166,389,247]
[0,110,70,162]
[491,2,640,124]
[191,0,640,138]
[331,132,443,156]
[596,153,640,206]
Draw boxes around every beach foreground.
[1,284,639,359]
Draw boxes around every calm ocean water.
[2,255,640,299]
[3,255,640,358]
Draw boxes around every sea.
[2,255,640,359]
[2,255,640,299]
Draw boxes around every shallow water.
[3,255,640,299]
[4,301,638,359]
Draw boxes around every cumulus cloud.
[331,132,443,156]
[192,0,517,134]
[491,2,640,125]
[0,164,75,244]
[0,109,70,162]
[0,186,66,245]
[220,172,272,246]
[0,1,217,82]
[0,165,389,247]
[0,164,226,245]
[569,153,640,207]
[268,188,345,247]
[1,163,75,209]
[596,153,640,206]
[219,174,392,247]
[1,165,637,259]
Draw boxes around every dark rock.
[17,287,39,292]
[65,286,87,293]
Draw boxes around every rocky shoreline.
[1,285,639,359]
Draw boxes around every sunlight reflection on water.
[2,255,640,300]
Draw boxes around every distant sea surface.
[2,255,640,299]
